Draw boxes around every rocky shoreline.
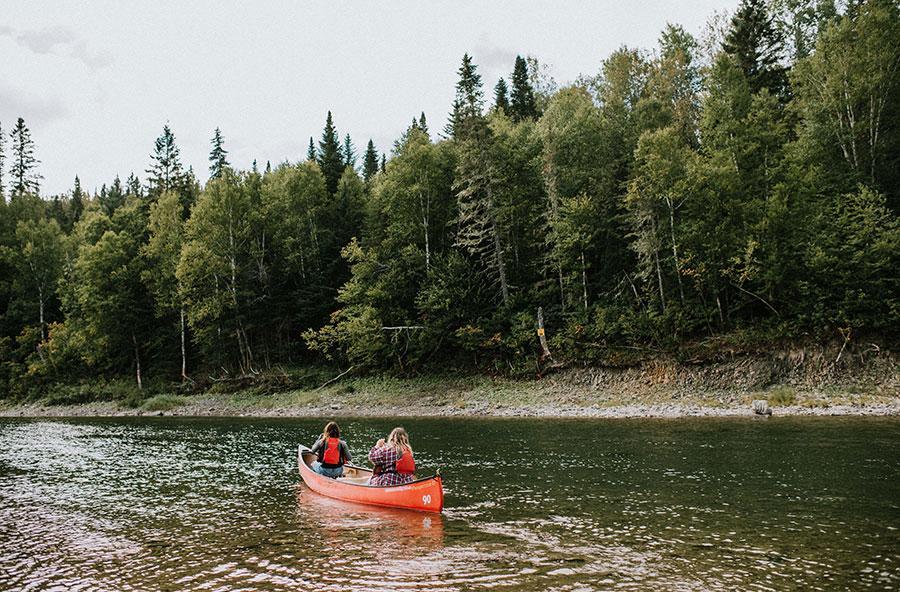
[3,345,897,420]
[2,396,898,420]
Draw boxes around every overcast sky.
[2,1,737,196]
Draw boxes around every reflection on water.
[0,416,898,590]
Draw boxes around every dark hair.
[322,421,340,440]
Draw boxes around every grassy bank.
[2,344,897,418]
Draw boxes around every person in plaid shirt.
[368,427,416,486]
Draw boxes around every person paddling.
[368,427,416,486]
[310,421,351,478]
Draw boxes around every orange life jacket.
[320,437,342,467]
[396,448,415,475]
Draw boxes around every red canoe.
[297,445,444,513]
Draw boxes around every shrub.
[141,394,187,412]
[767,385,797,406]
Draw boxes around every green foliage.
[208,127,230,179]
[767,385,797,406]
[141,394,187,411]
[317,111,345,194]
[1,1,898,399]
[510,56,538,121]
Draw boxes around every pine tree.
[317,111,345,194]
[446,54,485,138]
[363,139,379,182]
[71,176,84,223]
[510,55,538,121]
[9,117,41,196]
[99,175,125,216]
[418,112,429,135]
[307,137,316,161]
[494,78,510,114]
[146,124,185,198]
[126,172,142,198]
[723,0,788,96]
[0,120,5,200]
[343,133,357,169]
[208,127,229,179]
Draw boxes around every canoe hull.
[297,445,444,513]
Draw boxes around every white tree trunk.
[132,332,142,390]
[180,306,187,382]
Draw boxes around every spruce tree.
[494,78,510,114]
[317,111,345,194]
[9,117,41,196]
[307,137,316,161]
[446,54,485,138]
[418,112,429,135]
[146,124,184,198]
[723,0,788,96]
[71,176,84,223]
[99,175,124,215]
[343,133,357,169]
[126,172,142,198]
[208,127,229,179]
[363,139,379,182]
[510,55,538,120]
[0,120,5,200]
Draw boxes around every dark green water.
[0,416,897,591]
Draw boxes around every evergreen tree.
[208,127,229,179]
[723,0,788,96]
[70,176,84,224]
[146,124,185,198]
[0,120,5,200]
[493,78,510,114]
[9,118,41,196]
[343,133,357,169]
[446,54,484,138]
[307,137,316,161]
[126,172,142,198]
[99,175,125,216]
[419,112,429,135]
[381,154,386,173]
[317,111,345,194]
[265,160,272,173]
[363,139,379,182]
[510,55,538,120]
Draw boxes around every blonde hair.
[386,426,412,454]
[321,421,340,442]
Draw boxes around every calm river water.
[0,416,897,591]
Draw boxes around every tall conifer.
[363,139,379,182]
[307,137,316,161]
[0,120,5,200]
[71,176,84,223]
[494,78,510,114]
[9,117,41,196]
[510,56,538,120]
[723,0,788,96]
[208,127,229,179]
[317,111,344,193]
[343,133,357,169]
[146,124,184,198]
[446,54,485,139]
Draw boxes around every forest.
[0,0,898,400]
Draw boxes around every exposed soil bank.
[2,343,897,419]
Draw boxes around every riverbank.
[2,345,898,418]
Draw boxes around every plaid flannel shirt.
[368,445,414,486]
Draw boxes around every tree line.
[1,0,898,396]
